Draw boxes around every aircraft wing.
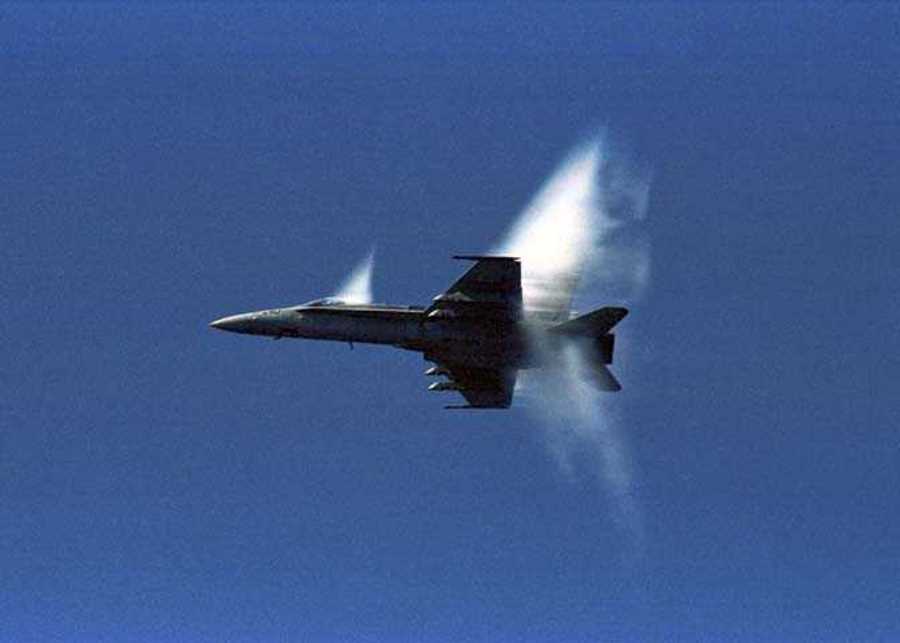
[427,256,523,321]
[432,364,518,409]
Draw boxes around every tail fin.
[549,306,628,336]
[550,306,628,392]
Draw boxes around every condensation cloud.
[499,135,651,550]
[333,249,375,304]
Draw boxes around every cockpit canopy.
[302,297,346,307]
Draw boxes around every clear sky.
[3,3,899,642]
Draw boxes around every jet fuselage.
[210,302,538,369]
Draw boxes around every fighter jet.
[210,256,627,409]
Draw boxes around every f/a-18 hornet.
[210,256,627,409]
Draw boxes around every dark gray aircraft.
[210,256,627,409]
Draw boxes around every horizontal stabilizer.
[585,363,622,392]
[550,307,628,337]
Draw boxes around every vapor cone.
[499,135,651,550]
[334,250,375,304]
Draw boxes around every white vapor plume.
[496,141,603,316]
[498,135,651,550]
[334,249,375,304]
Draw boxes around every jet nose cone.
[209,314,248,333]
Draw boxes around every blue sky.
[3,3,899,642]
